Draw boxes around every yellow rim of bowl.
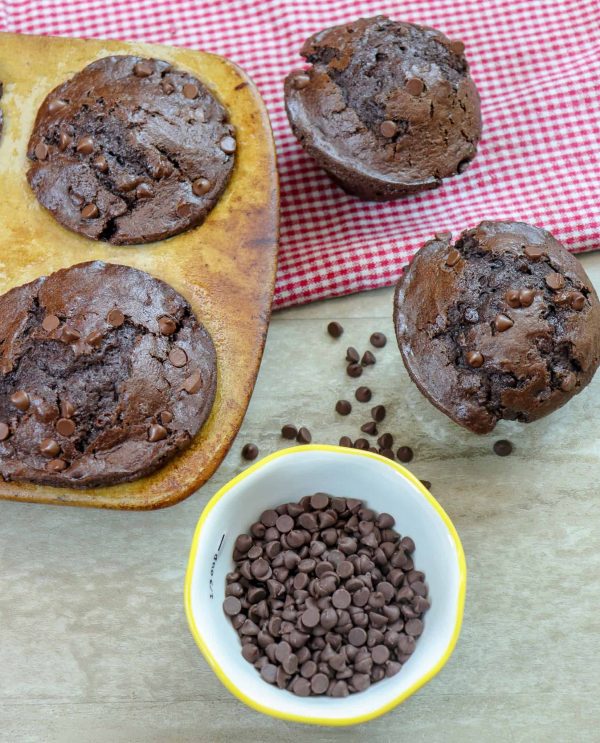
[184,444,467,727]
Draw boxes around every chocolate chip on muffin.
[27,56,235,244]
[284,16,481,201]
[394,221,600,433]
[0,261,217,487]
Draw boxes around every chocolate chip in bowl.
[185,445,465,725]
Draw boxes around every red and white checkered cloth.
[1,1,599,308]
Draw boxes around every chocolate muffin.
[27,56,235,244]
[394,221,600,434]
[284,16,481,201]
[0,261,217,487]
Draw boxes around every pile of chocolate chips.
[223,493,429,697]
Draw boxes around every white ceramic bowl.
[185,445,466,726]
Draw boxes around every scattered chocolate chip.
[346,346,360,363]
[220,135,237,154]
[86,330,103,348]
[355,386,372,403]
[10,391,30,411]
[292,73,310,89]
[370,332,387,348]
[42,314,60,332]
[449,39,465,55]
[183,371,203,394]
[519,288,535,307]
[339,436,353,448]
[466,350,484,368]
[242,443,259,461]
[354,438,369,450]
[34,142,49,161]
[92,154,109,173]
[192,178,211,196]
[58,131,72,151]
[159,411,173,426]
[46,458,67,472]
[524,245,545,260]
[107,308,125,327]
[405,77,424,96]
[371,405,385,422]
[396,446,414,463]
[0,422,10,441]
[379,448,395,460]
[493,439,513,457]
[60,400,75,419]
[505,289,521,308]
[361,350,376,366]
[176,202,193,219]
[347,363,363,378]
[133,60,154,77]
[40,438,60,458]
[335,400,352,416]
[76,136,94,155]
[168,347,188,367]
[48,98,67,113]
[135,183,154,199]
[158,316,177,335]
[148,424,168,442]
[327,321,344,338]
[361,421,377,436]
[81,203,99,219]
[182,82,199,99]
[281,424,298,439]
[445,248,461,267]
[545,272,565,291]
[377,433,393,449]
[380,120,397,138]
[570,292,585,311]
[495,313,514,332]
[297,427,312,444]
[56,418,75,437]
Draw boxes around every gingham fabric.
[1,1,598,308]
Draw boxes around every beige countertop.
[1,252,599,743]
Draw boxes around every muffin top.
[284,16,481,198]
[394,221,600,433]
[0,261,217,488]
[27,56,236,245]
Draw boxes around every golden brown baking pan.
[0,32,279,509]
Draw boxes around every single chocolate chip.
[86,330,103,347]
[380,448,395,460]
[148,424,168,442]
[332,588,351,609]
[158,316,177,336]
[377,433,393,449]
[355,387,372,403]
[42,314,60,332]
[371,405,385,422]
[0,422,10,441]
[495,313,514,332]
[223,596,242,616]
[310,492,329,510]
[466,350,484,368]
[296,427,312,444]
[159,411,173,426]
[176,202,193,218]
[183,371,203,394]
[292,73,311,89]
[276,514,294,533]
[372,644,390,664]
[40,438,60,458]
[76,136,94,155]
[182,82,199,99]
[380,120,397,138]
[545,272,565,291]
[107,308,125,327]
[192,178,211,196]
[445,248,461,267]
[449,39,465,55]
[361,350,376,366]
[34,142,49,161]
[281,424,297,439]
[505,289,521,308]
[354,438,369,450]
[420,480,432,490]
[524,245,545,260]
[220,135,237,154]
[570,292,585,311]
[560,372,577,392]
[347,363,363,378]
[168,347,188,367]
[493,439,513,457]
[56,418,75,437]
[311,672,328,694]
[396,446,414,463]
[406,77,424,96]
[327,321,343,338]
[48,98,67,113]
[348,627,367,646]
[346,346,360,363]
[133,60,154,77]
[370,332,387,348]
[242,443,259,460]
[46,458,67,472]
[10,391,30,411]
[260,663,277,684]
[519,288,535,307]
[405,618,424,636]
[81,203,99,219]
[58,131,72,151]
[361,421,377,436]
[162,80,175,95]
[136,183,154,199]
[93,154,109,172]
[335,400,352,416]
[339,436,353,448]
